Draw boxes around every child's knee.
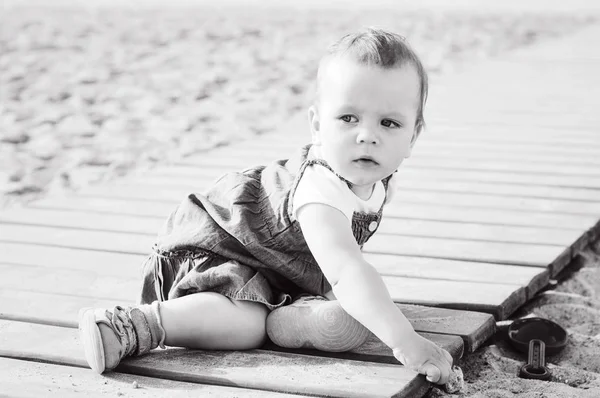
[232,299,269,347]
[266,296,370,352]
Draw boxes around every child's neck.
[310,145,376,201]
[350,183,376,201]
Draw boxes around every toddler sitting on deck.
[79,27,453,385]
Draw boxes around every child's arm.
[297,203,453,384]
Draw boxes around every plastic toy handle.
[518,339,552,381]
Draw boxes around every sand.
[1,3,600,397]
[428,239,600,397]
[1,4,596,208]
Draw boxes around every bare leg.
[95,292,268,371]
[160,292,269,349]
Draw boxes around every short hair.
[316,27,428,133]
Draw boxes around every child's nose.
[356,128,379,145]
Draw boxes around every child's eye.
[339,115,358,123]
[381,119,401,128]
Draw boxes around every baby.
[79,27,453,385]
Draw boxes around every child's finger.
[420,363,442,384]
[443,349,453,366]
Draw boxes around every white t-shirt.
[292,164,386,224]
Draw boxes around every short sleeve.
[292,165,355,223]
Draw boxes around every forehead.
[318,56,421,113]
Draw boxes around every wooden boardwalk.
[1,24,599,397]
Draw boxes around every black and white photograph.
[1,0,599,397]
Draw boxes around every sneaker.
[78,306,138,374]
[266,295,370,352]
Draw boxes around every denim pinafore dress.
[139,144,392,310]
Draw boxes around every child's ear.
[403,129,420,159]
[308,105,322,146]
[410,129,421,148]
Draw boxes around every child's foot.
[78,306,139,374]
[266,295,370,352]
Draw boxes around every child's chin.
[344,173,382,187]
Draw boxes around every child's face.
[309,57,421,197]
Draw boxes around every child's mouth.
[353,157,379,167]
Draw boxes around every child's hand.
[392,332,454,385]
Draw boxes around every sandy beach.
[2,2,600,397]
[2,3,596,209]
[430,240,600,397]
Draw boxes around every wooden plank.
[180,143,600,175]
[0,244,541,296]
[125,172,600,202]
[365,253,550,300]
[0,320,430,398]
[377,218,583,246]
[190,133,600,156]
[173,159,600,189]
[32,196,176,218]
[75,180,600,215]
[382,203,595,231]
[0,357,306,398]
[0,242,144,278]
[382,276,526,320]
[31,195,598,230]
[370,235,573,279]
[0,208,164,235]
[386,305,493,353]
[245,133,600,151]
[0,206,584,247]
[426,129,600,147]
[366,233,567,268]
[257,134,600,157]
[0,289,126,328]
[0,288,466,358]
[0,263,138,302]
[0,224,153,255]
[0,268,492,352]
[236,127,600,147]
[391,179,600,202]
[0,223,568,271]
[386,190,600,215]
[174,151,600,186]
[262,331,464,365]
[189,141,600,168]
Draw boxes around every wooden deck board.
[174,143,600,176]
[2,22,599,398]
[365,253,550,301]
[160,157,600,189]
[184,138,600,161]
[30,194,598,230]
[0,223,566,268]
[75,180,600,216]
[382,277,526,321]
[127,172,600,202]
[0,288,469,356]
[0,245,541,299]
[0,223,559,317]
[0,357,310,398]
[0,240,545,286]
[0,320,431,398]
[0,262,494,349]
[1,206,585,246]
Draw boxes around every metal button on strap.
[368,221,378,232]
